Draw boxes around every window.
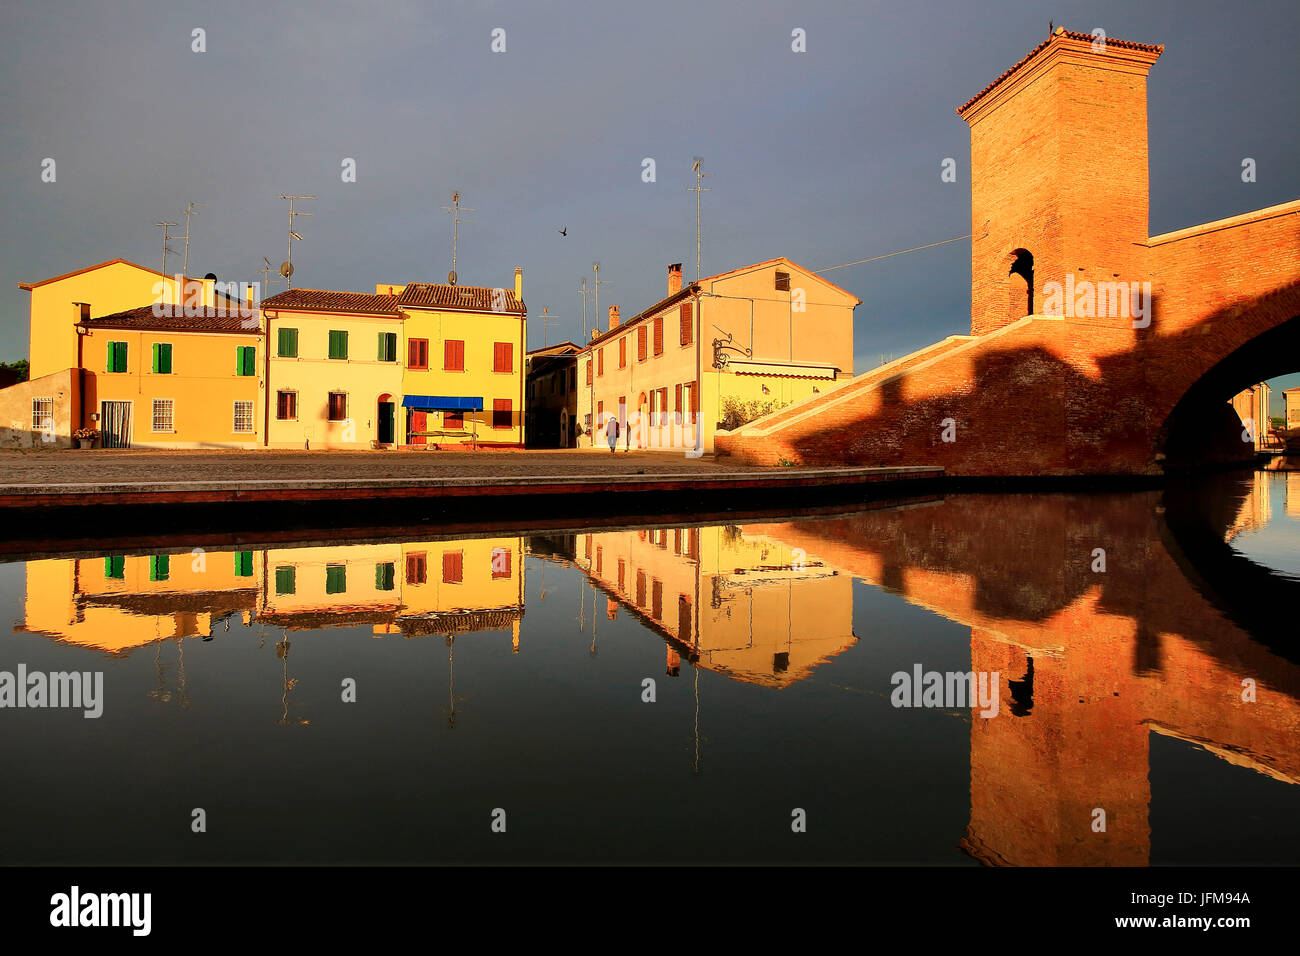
[325,564,347,594]
[492,399,512,429]
[637,327,647,361]
[378,332,398,362]
[680,302,693,346]
[107,341,128,373]
[617,558,625,591]
[444,410,464,429]
[491,547,512,579]
[652,580,663,620]
[149,555,169,582]
[636,570,646,606]
[275,566,296,595]
[493,341,513,373]
[619,336,627,368]
[375,562,396,591]
[597,400,604,424]
[236,346,257,376]
[775,270,791,291]
[677,595,692,640]
[597,348,604,376]
[277,327,298,358]
[585,359,593,385]
[653,316,663,355]
[31,398,53,431]
[152,343,172,374]
[104,556,125,579]
[152,399,173,432]
[235,551,253,577]
[675,384,683,414]
[233,401,254,433]
[658,387,668,423]
[328,392,347,421]
[276,390,297,421]
[406,553,427,585]
[408,338,429,369]
[442,551,463,584]
[595,547,603,575]
[444,340,465,371]
[328,330,349,360]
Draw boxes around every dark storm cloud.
[2,0,1297,384]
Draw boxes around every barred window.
[233,401,254,433]
[152,399,174,432]
[31,398,53,431]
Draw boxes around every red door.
[409,410,427,445]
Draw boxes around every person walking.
[605,413,620,453]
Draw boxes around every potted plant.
[73,426,100,449]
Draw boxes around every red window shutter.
[444,340,464,371]
[653,317,663,355]
[444,410,463,428]
[619,337,626,368]
[585,359,593,385]
[638,327,647,361]
[675,384,682,412]
[406,553,427,584]
[493,398,511,429]
[617,559,625,590]
[494,342,512,372]
[598,348,604,376]
[680,302,693,346]
[636,571,646,606]
[652,580,662,619]
[442,551,463,584]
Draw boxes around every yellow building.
[260,289,405,448]
[571,522,855,687]
[19,258,244,380]
[389,271,527,448]
[575,259,857,452]
[1229,382,1271,451]
[77,304,263,448]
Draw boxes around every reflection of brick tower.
[958,30,1163,335]
[963,626,1151,866]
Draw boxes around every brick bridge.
[757,474,1300,864]
[717,30,1300,475]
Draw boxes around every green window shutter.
[378,332,386,361]
[152,343,172,374]
[278,328,298,358]
[108,342,127,373]
[150,554,169,581]
[236,346,256,376]
[325,564,346,594]
[104,556,125,579]
[274,566,296,595]
[329,330,348,360]
[375,562,395,591]
[235,551,253,577]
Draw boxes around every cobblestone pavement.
[0,448,801,485]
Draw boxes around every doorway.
[100,401,132,448]
[377,398,394,445]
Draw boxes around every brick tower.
[958,29,1164,335]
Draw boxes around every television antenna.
[278,194,314,290]
[441,190,476,284]
[540,307,560,347]
[259,257,272,296]
[180,201,206,276]
[154,220,178,274]
[578,277,594,340]
[592,261,610,334]
[688,157,712,280]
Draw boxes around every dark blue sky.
[3,0,1298,409]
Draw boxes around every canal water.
[1,469,1297,866]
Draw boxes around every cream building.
[575,258,858,453]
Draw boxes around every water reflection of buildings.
[17,537,526,655]
[569,524,856,687]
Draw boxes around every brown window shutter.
[680,302,693,345]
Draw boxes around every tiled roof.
[78,304,260,333]
[956,29,1164,116]
[396,283,525,314]
[261,288,402,315]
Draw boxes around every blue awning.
[402,395,484,411]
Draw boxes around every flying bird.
[557,226,567,237]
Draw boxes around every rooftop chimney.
[514,267,523,301]
[608,305,620,330]
[667,263,683,295]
